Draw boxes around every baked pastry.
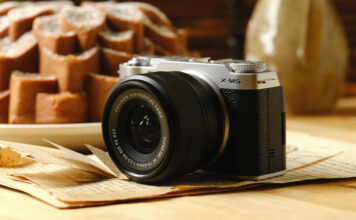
[0,2,20,16]
[154,43,173,56]
[9,72,58,124]
[33,15,77,55]
[119,2,181,53]
[144,17,179,54]
[103,5,145,53]
[40,46,100,92]
[8,5,54,41]
[98,29,134,53]
[0,1,193,124]
[35,1,74,13]
[141,38,155,55]
[0,90,9,123]
[85,73,119,122]
[101,47,134,76]
[119,2,173,28]
[118,3,180,54]
[0,32,38,92]
[60,6,106,51]
[81,1,187,55]
[35,92,87,124]
[0,16,9,38]
[177,29,188,50]
[81,1,117,9]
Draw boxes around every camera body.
[117,57,286,180]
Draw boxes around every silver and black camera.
[102,57,286,183]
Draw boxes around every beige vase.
[245,0,349,114]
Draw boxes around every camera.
[102,56,286,183]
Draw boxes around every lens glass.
[105,88,170,174]
[127,104,161,154]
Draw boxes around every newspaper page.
[0,131,355,208]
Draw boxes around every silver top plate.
[120,57,280,90]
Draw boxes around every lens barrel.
[102,71,225,183]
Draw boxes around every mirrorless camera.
[102,56,286,183]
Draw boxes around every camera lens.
[102,71,226,183]
[103,88,170,174]
[128,104,161,154]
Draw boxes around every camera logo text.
[220,78,241,84]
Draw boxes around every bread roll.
[81,1,116,9]
[140,38,155,55]
[8,5,54,41]
[98,29,134,53]
[104,5,145,53]
[154,43,173,56]
[0,2,20,16]
[177,29,188,50]
[101,47,134,76]
[35,1,74,13]
[40,46,100,92]
[144,17,179,54]
[85,73,119,122]
[0,16,9,38]
[35,92,87,124]
[60,6,106,51]
[119,2,173,28]
[0,90,9,123]
[9,72,58,124]
[0,32,38,92]
[33,15,77,55]
[110,3,180,53]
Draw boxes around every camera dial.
[229,61,267,73]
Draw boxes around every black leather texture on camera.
[211,86,286,176]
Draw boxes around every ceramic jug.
[245,0,349,114]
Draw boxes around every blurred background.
[8,0,356,113]
[88,0,356,94]
[104,0,355,114]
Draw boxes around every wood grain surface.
[0,97,356,219]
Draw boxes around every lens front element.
[128,104,161,154]
[106,88,170,176]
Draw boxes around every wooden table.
[1,98,356,219]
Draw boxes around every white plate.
[0,123,105,151]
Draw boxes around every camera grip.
[211,86,286,177]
